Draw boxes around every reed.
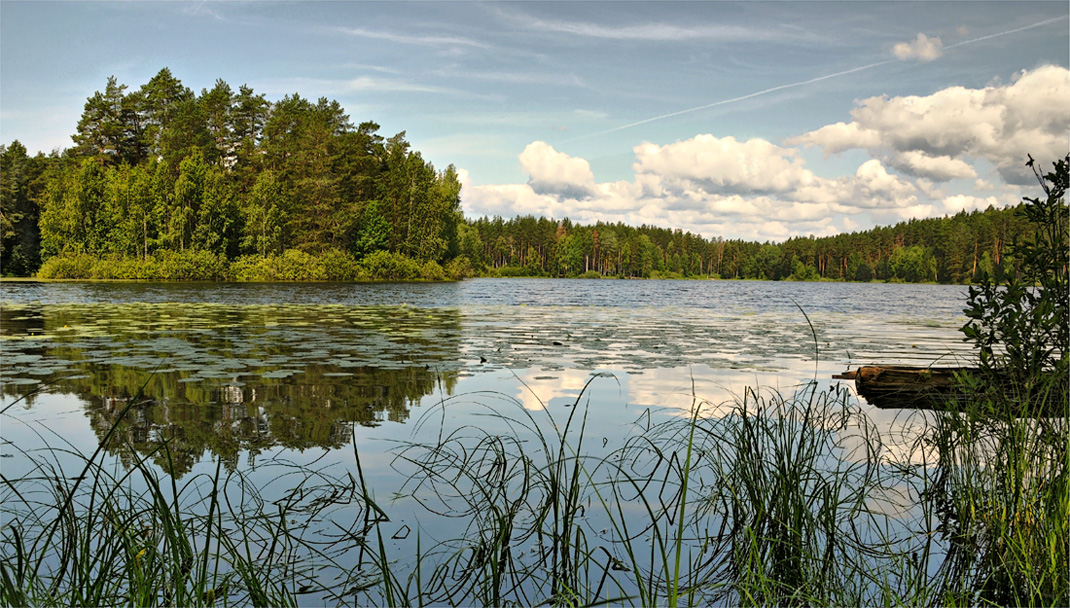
[2,375,1066,607]
[1,389,371,607]
[918,376,1068,606]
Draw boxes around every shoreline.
[0,274,952,286]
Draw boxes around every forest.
[0,68,1034,283]
[0,69,464,280]
[461,205,1023,283]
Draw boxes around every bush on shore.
[33,249,465,282]
[37,250,228,281]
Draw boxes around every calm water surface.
[1,278,971,473]
[0,278,970,601]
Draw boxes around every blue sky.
[2,1,1067,241]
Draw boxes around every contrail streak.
[946,16,1066,49]
[570,16,1068,141]
[575,60,891,139]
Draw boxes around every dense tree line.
[1,68,462,278]
[463,205,1028,283]
[0,67,1046,283]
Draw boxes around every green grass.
[918,378,1069,606]
[1,387,373,607]
[2,375,1067,607]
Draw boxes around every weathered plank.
[833,365,1066,417]
[833,365,973,410]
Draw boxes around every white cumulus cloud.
[892,33,945,62]
[519,141,597,199]
[784,121,882,156]
[889,151,978,182]
[943,194,1001,214]
[788,65,1070,184]
[459,65,1069,243]
[462,136,928,242]
[631,135,816,194]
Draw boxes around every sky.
[1,1,1068,242]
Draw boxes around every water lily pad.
[4,377,40,386]
[5,354,43,366]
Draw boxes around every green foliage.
[788,255,820,281]
[352,200,389,258]
[962,155,1069,397]
[7,69,465,278]
[231,249,322,281]
[465,203,1026,282]
[228,248,362,281]
[35,252,98,279]
[36,250,228,280]
[443,255,471,280]
[320,247,360,281]
[419,259,446,281]
[0,141,48,275]
[357,250,424,281]
[846,252,874,282]
[457,222,486,270]
[926,155,1070,606]
[72,76,131,164]
[889,245,937,282]
[239,170,287,256]
[32,248,453,283]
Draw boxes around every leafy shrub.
[928,155,1070,606]
[37,250,226,280]
[39,248,445,282]
[358,250,422,281]
[419,260,446,281]
[36,252,97,279]
[275,249,326,281]
[963,154,1068,397]
[320,248,359,281]
[230,249,360,281]
[443,256,471,280]
[228,255,272,281]
[151,250,227,281]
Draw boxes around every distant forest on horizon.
[0,68,1041,283]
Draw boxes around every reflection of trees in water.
[0,303,45,336]
[1,302,464,477]
[85,364,456,477]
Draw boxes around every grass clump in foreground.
[0,390,376,607]
[4,376,1065,607]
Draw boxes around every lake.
[1,279,970,472]
[0,279,976,605]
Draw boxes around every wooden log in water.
[833,365,974,410]
[833,365,1066,417]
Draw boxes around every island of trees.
[0,68,1037,283]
